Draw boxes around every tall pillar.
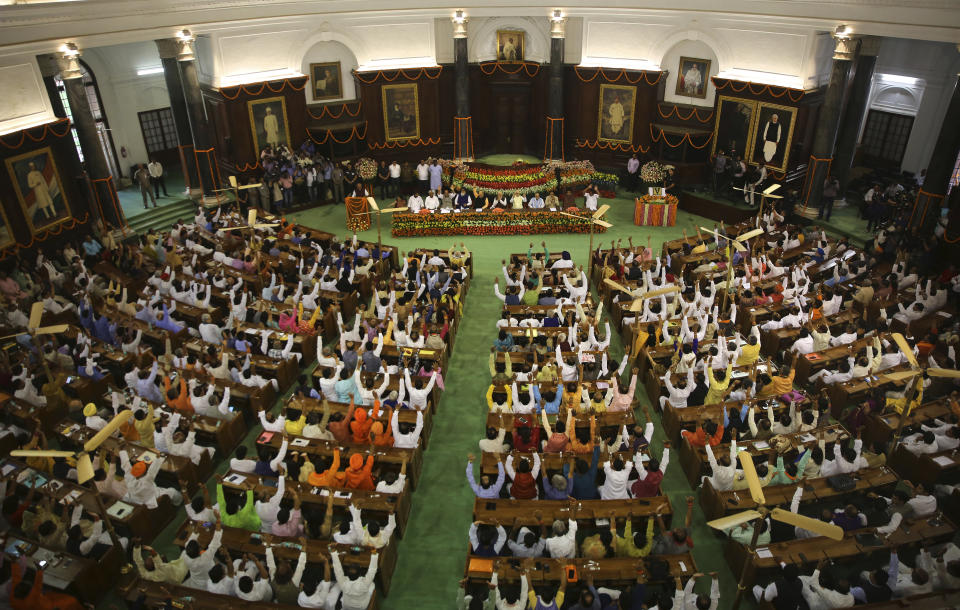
[834,36,880,191]
[55,46,125,228]
[544,13,566,161]
[36,54,67,119]
[800,31,855,216]
[451,12,473,160]
[176,31,219,198]
[909,68,960,231]
[156,38,201,195]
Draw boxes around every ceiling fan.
[603,278,680,311]
[0,302,68,342]
[218,209,280,234]
[214,174,263,199]
[558,204,612,273]
[698,226,764,253]
[882,332,960,383]
[11,410,133,483]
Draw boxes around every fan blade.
[367,197,380,212]
[730,240,747,253]
[892,333,919,369]
[764,194,784,199]
[643,286,680,299]
[629,299,645,312]
[229,175,238,188]
[730,187,747,193]
[0,331,27,341]
[603,278,633,295]
[237,183,262,190]
[699,226,721,238]
[737,228,765,241]
[557,212,580,220]
[883,370,921,382]
[737,450,766,505]
[83,410,134,453]
[247,209,258,227]
[593,204,611,219]
[706,510,763,531]
[33,324,69,336]
[251,223,280,229]
[928,368,960,379]
[594,219,613,228]
[763,184,781,195]
[11,449,76,459]
[770,508,844,540]
[381,207,410,214]
[76,453,95,484]
[29,302,44,330]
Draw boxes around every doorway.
[491,83,531,155]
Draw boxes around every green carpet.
[117,168,191,221]
[288,191,737,608]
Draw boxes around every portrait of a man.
[497,30,525,62]
[382,83,420,141]
[248,96,291,154]
[597,84,636,144]
[5,147,71,234]
[311,61,343,101]
[675,57,711,99]
[712,96,757,163]
[749,103,796,172]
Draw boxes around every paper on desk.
[933,456,955,467]
[1,464,17,476]
[799,434,815,443]
[678,561,687,572]
[756,548,773,559]
[334,491,352,499]
[291,438,309,447]
[753,441,770,450]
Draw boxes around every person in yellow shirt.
[612,514,655,557]
[527,560,565,608]
[704,360,734,405]
[737,330,762,366]
[758,352,797,398]
[284,403,307,435]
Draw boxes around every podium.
[345,197,371,231]
[634,195,678,227]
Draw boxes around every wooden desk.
[465,554,697,584]
[122,578,379,610]
[861,398,950,447]
[472,497,672,526]
[699,466,899,521]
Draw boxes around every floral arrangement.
[356,157,378,181]
[450,164,558,196]
[591,172,620,192]
[558,161,596,188]
[640,160,665,184]
[390,210,608,237]
[636,194,679,206]
[346,215,371,232]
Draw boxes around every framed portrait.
[381,83,420,142]
[497,30,525,62]
[0,201,13,250]
[247,96,291,154]
[310,61,343,101]
[4,147,71,234]
[597,84,637,144]
[748,103,797,172]
[675,56,711,99]
[711,96,758,161]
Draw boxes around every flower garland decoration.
[636,194,679,206]
[591,172,619,188]
[390,210,607,237]
[356,157,378,181]
[640,161,664,184]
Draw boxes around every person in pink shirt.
[608,367,640,412]
[271,489,304,536]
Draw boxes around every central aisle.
[291,191,738,609]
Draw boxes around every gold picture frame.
[310,61,343,101]
[4,146,71,235]
[381,83,420,142]
[711,96,758,161]
[497,30,525,62]
[748,102,797,172]
[0,198,14,250]
[247,96,291,154]
[675,56,711,99]
[597,84,637,144]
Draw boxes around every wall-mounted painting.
[247,96,291,154]
[597,84,637,144]
[712,96,758,161]
[675,56,711,99]
[749,103,797,172]
[5,147,71,235]
[381,83,420,141]
[497,30,525,62]
[311,61,343,101]
[0,201,14,250]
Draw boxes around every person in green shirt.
[611,513,655,558]
[216,478,261,531]
[768,449,813,487]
